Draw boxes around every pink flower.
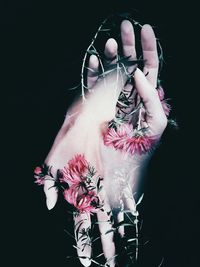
[35,177,45,185]
[126,135,156,155]
[34,166,42,175]
[104,123,158,155]
[61,154,88,185]
[64,186,79,206]
[64,187,100,214]
[34,166,45,185]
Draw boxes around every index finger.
[121,20,137,60]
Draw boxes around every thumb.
[134,68,167,134]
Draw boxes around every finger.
[83,68,126,124]
[141,24,159,88]
[104,38,118,64]
[97,203,116,267]
[117,210,125,237]
[119,20,137,108]
[123,186,137,216]
[121,20,137,60]
[134,68,167,134]
[87,55,99,89]
[74,212,92,267]
[44,178,58,210]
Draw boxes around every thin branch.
[80,17,111,100]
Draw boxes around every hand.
[35,20,168,267]
[86,20,168,266]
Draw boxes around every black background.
[1,1,199,266]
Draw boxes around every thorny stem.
[158,257,164,267]
[81,17,110,100]
[91,45,107,89]
[125,181,139,262]
[135,214,139,260]
[136,106,142,131]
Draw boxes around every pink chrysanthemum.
[34,166,42,175]
[104,123,157,155]
[61,154,88,185]
[64,187,100,213]
[157,86,171,116]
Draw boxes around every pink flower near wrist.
[103,123,158,155]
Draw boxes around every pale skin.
[43,20,167,267]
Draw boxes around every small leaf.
[84,66,96,73]
[99,68,115,77]
[97,176,102,190]
[87,49,98,56]
[99,28,111,32]
[92,236,101,243]
[68,83,81,91]
[77,256,90,259]
[116,221,133,228]
[136,193,144,206]
[105,254,118,264]
[74,219,85,228]
[64,229,75,240]
[105,228,115,235]
[117,100,129,107]
[95,253,104,258]
[158,257,164,267]
[127,238,137,243]
[91,259,104,266]
[168,119,178,129]
[79,236,88,242]
[75,221,84,238]
[97,185,103,193]
[73,244,80,250]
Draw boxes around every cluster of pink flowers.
[34,166,48,185]
[64,187,100,213]
[103,123,157,155]
[157,86,171,116]
[34,155,101,214]
[61,154,101,214]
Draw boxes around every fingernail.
[46,198,56,210]
[79,258,91,267]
